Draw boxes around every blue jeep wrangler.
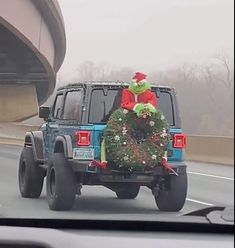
[18,82,187,211]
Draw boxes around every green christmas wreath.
[103,108,170,170]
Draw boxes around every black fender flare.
[54,135,73,159]
[24,131,44,163]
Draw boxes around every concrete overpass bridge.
[0,0,66,121]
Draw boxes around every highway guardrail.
[185,135,234,165]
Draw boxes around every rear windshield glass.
[89,88,175,125]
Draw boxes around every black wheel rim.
[49,168,56,197]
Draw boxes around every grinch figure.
[121,72,157,117]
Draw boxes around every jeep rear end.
[26,82,188,211]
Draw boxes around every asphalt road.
[0,144,234,219]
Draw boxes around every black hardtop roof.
[57,81,173,91]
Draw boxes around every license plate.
[73,148,94,160]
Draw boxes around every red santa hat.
[132,72,147,85]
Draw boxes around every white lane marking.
[188,171,234,181]
[186,198,214,206]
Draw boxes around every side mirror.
[39,106,50,120]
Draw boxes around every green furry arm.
[145,103,156,113]
[133,103,145,116]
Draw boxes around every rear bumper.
[68,160,187,183]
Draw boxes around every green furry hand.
[145,103,156,113]
[134,103,145,116]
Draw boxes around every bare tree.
[215,53,234,97]
[76,61,134,82]
[203,53,234,99]
[77,61,98,81]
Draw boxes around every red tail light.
[76,131,91,146]
[173,133,186,148]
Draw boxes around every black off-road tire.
[116,184,140,199]
[154,173,187,211]
[46,153,76,211]
[18,147,44,198]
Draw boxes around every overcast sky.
[57,0,234,81]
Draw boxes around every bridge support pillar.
[0,84,38,122]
